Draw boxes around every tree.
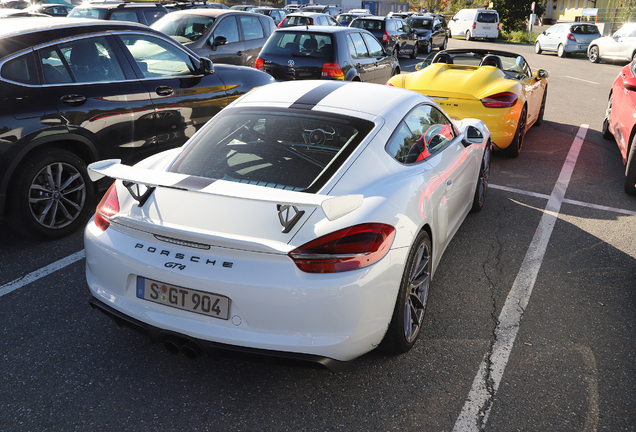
[492,0,534,32]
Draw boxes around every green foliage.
[498,30,539,44]
[492,0,534,32]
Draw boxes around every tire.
[390,66,400,77]
[441,37,448,50]
[624,135,636,195]
[589,45,600,63]
[393,44,400,58]
[557,44,567,58]
[534,40,542,54]
[470,140,491,213]
[502,105,527,158]
[6,148,94,239]
[380,230,432,354]
[534,86,547,127]
[423,40,432,54]
[465,30,472,41]
[410,42,418,59]
[602,93,614,140]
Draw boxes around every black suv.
[350,16,418,59]
[68,1,168,26]
[0,18,274,239]
[406,14,449,53]
[299,4,342,16]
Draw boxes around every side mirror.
[542,30,546,35]
[209,35,227,51]
[624,76,636,91]
[536,69,549,80]
[385,48,393,56]
[462,125,484,146]
[200,57,214,75]
[415,61,426,71]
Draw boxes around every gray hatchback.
[151,9,276,67]
[534,22,600,58]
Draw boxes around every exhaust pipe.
[180,341,203,360]
[162,338,181,355]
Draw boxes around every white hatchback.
[449,9,499,41]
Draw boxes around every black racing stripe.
[171,176,216,191]
[289,81,350,110]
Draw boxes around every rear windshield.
[337,14,354,25]
[350,19,384,31]
[406,18,433,30]
[262,32,334,58]
[170,108,375,192]
[68,7,108,19]
[476,12,498,23]
[570,24,599,34]
[283,15,313,27]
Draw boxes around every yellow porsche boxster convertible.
[387,49,549,157]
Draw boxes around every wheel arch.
[0,135,98,216]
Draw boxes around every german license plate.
[136,276,229,320]
[483,26,491,30]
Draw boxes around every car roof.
[73,1,164,9]
[286,11,330,17]
[0,16,147,39]
[164,8,256,17]
[275,25,360,34]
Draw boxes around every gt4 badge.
[277,204,304,234]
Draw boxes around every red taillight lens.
[497,23,500,30]
[472,22,476,29]
[383,31,390,42]
[321,62,344,79]
[481,92,518,108]
[288,223,395,273]
[567,33,576,42]
[255,57,264,71]
[94,183,119,231]
[386,82,394,86]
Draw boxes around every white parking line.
[0,250,85,298]
[564,75,599,85]
[453,124,589,431]
[490,184,636,216]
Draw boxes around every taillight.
[497,23,500,30]
[567,33,576,42]
[472,22,476,29]
[255,57,264,71]
[481,92,518,108]
[321,62,344,79]
[288,223,395,273]
[383,31,390,42]
[386,82,394,86]
[94,183,119,231]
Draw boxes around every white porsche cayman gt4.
[84,81,492,371]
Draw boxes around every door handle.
[236,51,243,56]
[60,94,86,104]
[155,86,174,96]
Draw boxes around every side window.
[362,32,384,57]
[39,47,73,84]
[386,20,395,32]
[143,9,166,25]
[238,15,265,41]
[57,36,125,83]
[119,34,196,78]
[395,20,404,32]
[110,10,140,23]
[386,104,455,164]
[1,52,38,85]
[348,33,370,58]
[213,16,240,43]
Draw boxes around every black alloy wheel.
[7,148,94,239]
[534,86,548,127]
[380,230,432,353]
[503,105,527,158]
[602,93,614,140]
[471,140,491,213]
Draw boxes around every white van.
[448,9,499,41]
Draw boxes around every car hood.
[414,29,432,37]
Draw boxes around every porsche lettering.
[134,244,233,268]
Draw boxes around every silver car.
[588,22,636,63]
[535,22,600,57]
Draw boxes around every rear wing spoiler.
[88,159,363,232]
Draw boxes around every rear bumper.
[89,296,349,372]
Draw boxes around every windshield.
[68,7,108,19]
[407,18,433,30]
[151,14,215,43]
[170,108,374,192]
[338,15,354,25]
